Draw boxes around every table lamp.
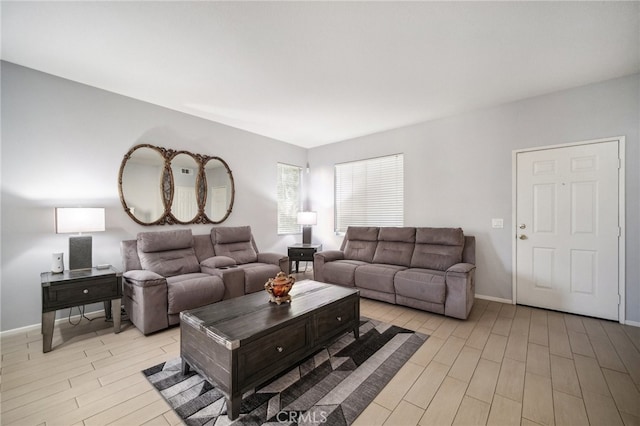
[297,211,317,245]
[55,207,105,270]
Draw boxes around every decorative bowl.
[265,272,296,304]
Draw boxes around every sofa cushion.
[166,273,224,314]
[371,227,415,266]
[138,247,201,277]
[394,268,446,304]
[411,228,464,270]
[212,226,258,264]
[345,226,380,242]
[373,241,414,266]
[138,229,193,253]
[415,227,464,245]
[342,226,380,263]
[323,260,367,287]
[213,226,253,244]
[379,227,416,243]
[355,264,406,293]
[237,263,281,294]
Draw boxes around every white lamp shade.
[297,211,317,226]
[55,207,106,234]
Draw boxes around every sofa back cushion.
[137,230,201,277]
[411,227,465,270]
[372,227,415,266]
[342,227,379,263]
[212,226,258,264]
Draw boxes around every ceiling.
[2,1,639,148]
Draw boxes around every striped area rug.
[142,318,427,425]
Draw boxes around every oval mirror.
[203,157,235,223]
[169,152,200,223]
[119,145,168,225]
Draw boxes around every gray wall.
[0,62,307,331]
[2,61,638,331]
[308,73,640,323]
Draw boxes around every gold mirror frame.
[118,144,235,225]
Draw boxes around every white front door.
[515,140,621,320]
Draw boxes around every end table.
[41,266,122,353]
[288,244,322,273]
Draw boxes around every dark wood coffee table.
[180,279,360,420]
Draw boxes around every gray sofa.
[313,226,476,319]
[121,226,288,334]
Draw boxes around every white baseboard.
[0,309,106,337]
[471,297,639,328]
[475,294,514,305]
[624,319,640,328]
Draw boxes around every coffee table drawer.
[315,297,358,342]
[238,319,309,383]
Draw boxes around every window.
[277,163,302,234]
[335,154,404,233]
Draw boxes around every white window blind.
[277,163,302,234]
[335,154,404,233]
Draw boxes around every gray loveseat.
[313,226,476,319]
[121,226,288,334]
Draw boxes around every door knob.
[518,235,528,240]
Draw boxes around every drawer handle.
[336,316,342,322]
[83,289,89,294]
[276,346,284,353]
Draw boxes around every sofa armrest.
[313,250,345,282]
[444,263,476,320]
[446,263,476,274]
[315,250,345,263]
[257,252,290,274]
[122,270,169,335]
[123,270,166,287]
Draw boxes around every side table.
[288,244,322,273]
[41,266,122,353]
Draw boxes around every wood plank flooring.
[2,274,639,425]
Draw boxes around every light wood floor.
[1,274,639,425]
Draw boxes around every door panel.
[516,141,619,320]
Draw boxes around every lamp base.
[69,235,92,270]
[302,227,312,245]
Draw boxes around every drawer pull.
[276,346,284,353]
[336,316,342,322]
[83,289,89,294]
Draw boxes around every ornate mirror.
[119,144,235,225]
[119,144,169,225]
[203,157,235,223]
[169,152,200,223]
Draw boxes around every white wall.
[308,73,640,323]
[0,62,307,331]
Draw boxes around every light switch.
[492,218,504,229]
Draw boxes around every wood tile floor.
[1,275,639,425]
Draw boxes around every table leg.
[42,311,55,353]
[181,358,190,375]
[228,393,242,420]
[104,300,112,320]
[111,298,121,333]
